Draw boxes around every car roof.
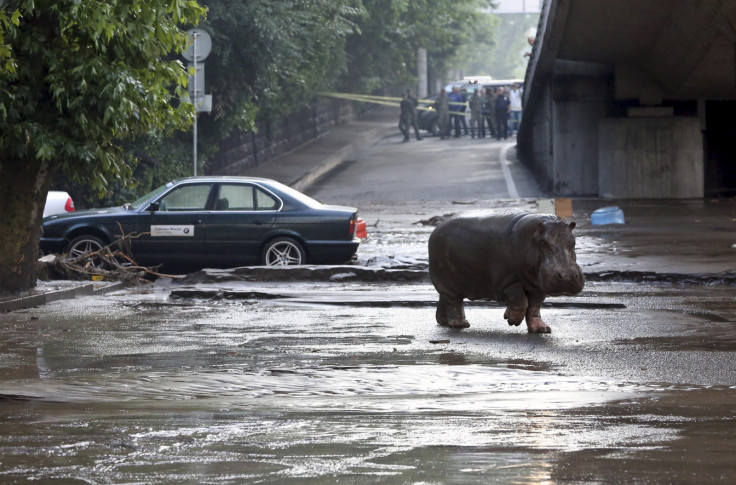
[171,176,277,184]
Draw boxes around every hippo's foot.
[447,318,470,329]
[526,317,551,334]
[503,308,524,326]
[436,308,449,326]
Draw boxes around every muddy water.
[1,281,736,483]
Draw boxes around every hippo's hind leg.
[437,294,470,328]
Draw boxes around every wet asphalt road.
[1,133,736,483]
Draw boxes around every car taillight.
[65,197,75,212]
[349,215,356,236]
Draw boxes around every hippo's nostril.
[556,271,564,279]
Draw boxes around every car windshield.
[127,182,174,210]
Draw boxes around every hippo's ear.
[568,221,576,231]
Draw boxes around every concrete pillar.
[417,48,427,98]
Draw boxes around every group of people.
[399,83,523,142]
[435,83,523,140]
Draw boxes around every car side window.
[217,184,280,211]
[159,184,212,211]
[219,184,255,211]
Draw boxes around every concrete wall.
[521,71,608,196]
[525,78,554,193]
[598,117,704,198]
[550,75,608,195]
[210,99,355,176]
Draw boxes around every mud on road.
[1,274,736,483]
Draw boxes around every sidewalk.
[243,108,397,193]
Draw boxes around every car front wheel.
[67,235,106,268]
[262,237,305,266]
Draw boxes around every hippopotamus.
[428,210,584,333]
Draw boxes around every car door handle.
[254,220,265,225]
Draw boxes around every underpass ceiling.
[554,0,736,99]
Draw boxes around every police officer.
[495,86,510,140]
[468,89,484,138]
[434,89,450,140]
[406,89,422,141]
[399,93,413,142]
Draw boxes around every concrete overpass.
[519,0,736,198]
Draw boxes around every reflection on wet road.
[2,281,736,483]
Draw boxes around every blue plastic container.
[591,206,625,225]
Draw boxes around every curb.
[0,280,124,313]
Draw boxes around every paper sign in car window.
[151,225,195,237]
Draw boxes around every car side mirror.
[148,201,160,212]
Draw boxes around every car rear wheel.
[262,237,305,266]
[67,235,106,268]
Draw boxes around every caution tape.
[319,91,468,112]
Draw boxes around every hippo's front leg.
[524,294,550,334]
[437,294,470,328]
[502,283,528,327]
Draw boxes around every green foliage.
[195,0,364,139]
[342,0,495,94]
[0,0,206,195]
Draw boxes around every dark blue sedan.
[40,177,360,268]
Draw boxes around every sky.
[490,0,542,14]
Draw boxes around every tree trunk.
[0,159,57,294]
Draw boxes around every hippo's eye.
[539,240,552,252]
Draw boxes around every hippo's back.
[428,210,529,300]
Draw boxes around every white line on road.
[499,143,519,198]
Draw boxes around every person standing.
[508,83,523,136]
[434,88,450,140]
[468,89,484,138]
[406,89,423,140]
[398,93,413,142]
[495,86,510,140]
[448,86,464,138]
[484,87,497,139]
[459,89,469,136]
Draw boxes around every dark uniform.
[406,90,422,140]
[399,95,413,142]
[495,88,511,140]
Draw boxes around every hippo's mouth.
[540,266,585,296]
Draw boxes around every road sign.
[182,28,211,62]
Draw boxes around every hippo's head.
[528,217,585,296]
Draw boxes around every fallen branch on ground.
[38,224,184,285]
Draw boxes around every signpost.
[183,28,212,176]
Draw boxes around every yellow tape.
[319,91,468,113]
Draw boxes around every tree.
[196,0,363,138]
[477,12,539,79]
[0,0,205,294]
[342,0,495,94]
